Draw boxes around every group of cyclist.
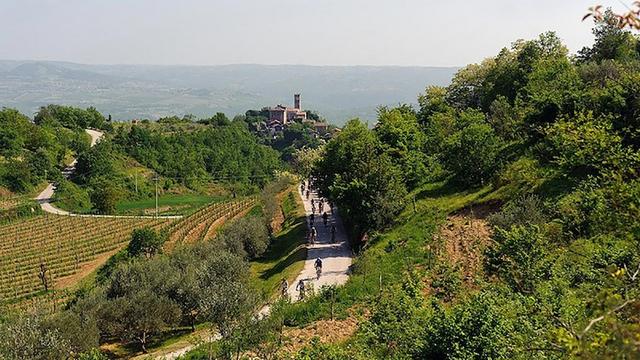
[279,180,339,300]
[280,257,323,300]
[305,182,337,245]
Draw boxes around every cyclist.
[306,189,310,199]
[296,279,306,300]
[331,225,337,243]
[280,278,289,298]
[311,225,318,243]
[314,258,323,279]
[322,211,329,227]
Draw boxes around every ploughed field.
[0,197,256,303]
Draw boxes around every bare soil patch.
[282,317,359,353]
[430,202,498,292]
[54,249,119,290]
[270,191,287,234]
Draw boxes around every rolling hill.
[0,60,457,124]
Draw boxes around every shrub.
[127,227,164,258]
[420,291,523,359]
[488,194,547,230]
[217,215,270,259]
[485,225,548,293]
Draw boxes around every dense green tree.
[34,105,107,130]
[89,182,120,214]
[127,227,165,258]
[578,10,640,63]
[442,122,503,186]
[217,215,270,259]
[375,106,431,187]
[315,119,407,239]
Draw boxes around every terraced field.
[164,197,257,251]
[0,197,257,305]
[0,215,173,302]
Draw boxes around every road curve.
[34,129,182,219]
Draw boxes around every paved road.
[286,185,351,301]
[34,129,182,219]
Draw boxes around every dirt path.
[34,129,182,219]
[156,185,352,359]
[286,185,351,300]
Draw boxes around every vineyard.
[164,197,257,251]
[0,197,258,305]
[0,215,173,303]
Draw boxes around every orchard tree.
[127,227,164,258]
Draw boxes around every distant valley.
[0,60,457,124]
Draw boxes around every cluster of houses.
[260,94,335,139]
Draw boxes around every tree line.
[305,16,640,358]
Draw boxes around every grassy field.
[115,194,222,216]
[276,181,500,326]
[250,188,308,301]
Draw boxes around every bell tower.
[294,93,301,110]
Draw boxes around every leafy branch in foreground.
[585,3,640,29]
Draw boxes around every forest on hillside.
[0,106,284,217]
[289,16,640,359]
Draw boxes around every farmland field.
[0,215,173,303]
[0,197,259,305]
[163,196,257,251]
[115,194,223,216]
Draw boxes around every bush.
[488,194,547,230]
[217,216,270,260]
[485,225,548,293]
[420,291,523,359]
[443,122,503,186]
[358,285,428,358]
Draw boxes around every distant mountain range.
[0,60,458,125]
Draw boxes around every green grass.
[115,194,223,216]
[276,181,501,327]
[250,188,308,301]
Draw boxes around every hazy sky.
[0,0,625,67]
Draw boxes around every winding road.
[34,129,182,219]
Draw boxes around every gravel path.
[286,185,352,301]
[34,129,182,219]
[157,185,352,359]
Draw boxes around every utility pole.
[154,175,159,218]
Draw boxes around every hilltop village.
[251,93,336,140]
